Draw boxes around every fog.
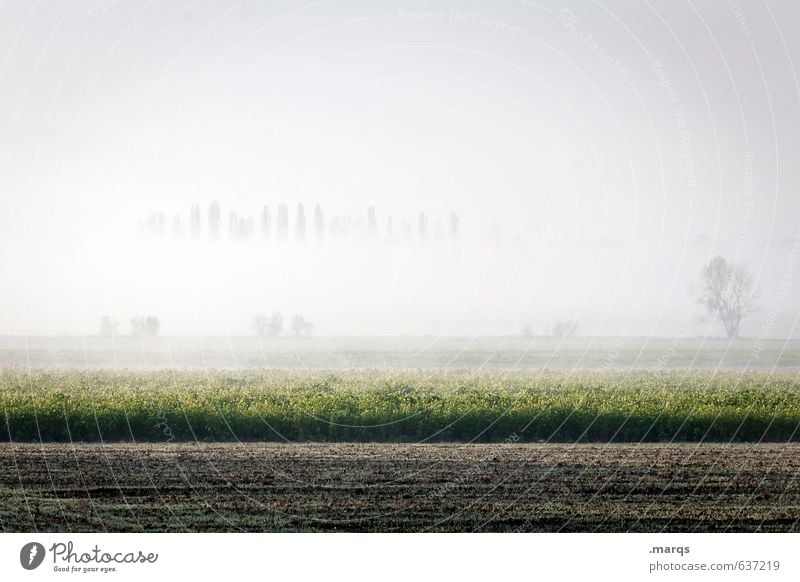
[1,0,799,338]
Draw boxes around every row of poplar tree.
[139,202,461,243]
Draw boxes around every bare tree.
[552,319,578,339]
[290,314,313,338]
[189,204,202,239]
[367,206,377,240]
[228,211,238,239]
[208,200,221,239]
[417,212,428,242]
[131,315,160,337]
[313,204,324,242]
[267,313,283,338]
[277,203,289,241]
[449,211,460,240]
[99,316,119,338]
[130,316,144,336]
[260,205,271,240]
[295,203,306,243]
[695,255,757,338]
[143,316,160,337]
[252,315,269,338]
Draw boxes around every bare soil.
[1,443,798,532]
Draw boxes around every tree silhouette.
[228,211,238,239]
[267,313,283,338]
[99,316,119,338]
[290,314,313,338]
[143,316,160,337]
[131,315,160,337]
[552,319,578,338]
[190,204,202,239]
[450,212,459,240]
[695,255,757,338]
[236,216,254,240]
[277,203,288,241]
[208,201,221,239]
[417,212,428,242]
[313,204,324,242]
[295,203,306,243]
[367,206,377,240]
[260,205,271,240]
[252,315,275,338]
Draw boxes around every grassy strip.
[1,370,799,442]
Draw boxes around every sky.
[1,0,799,337]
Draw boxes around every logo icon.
[20,542,46,570]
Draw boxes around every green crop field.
[2,370,799,443]
[2,336,798,370]
[3,369,800,531]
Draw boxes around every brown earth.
[1,443,798,532]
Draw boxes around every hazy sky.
[1,0,799,337]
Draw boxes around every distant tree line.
[99,257,759,342]
[517,255,758,340]
[139,201,461,245]
[551,319,579,339]
[519,319,579,339]
[100,315,161,337]
[252,313,313,338]
[99,313,314,338]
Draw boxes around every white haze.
[1,0,799,338]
